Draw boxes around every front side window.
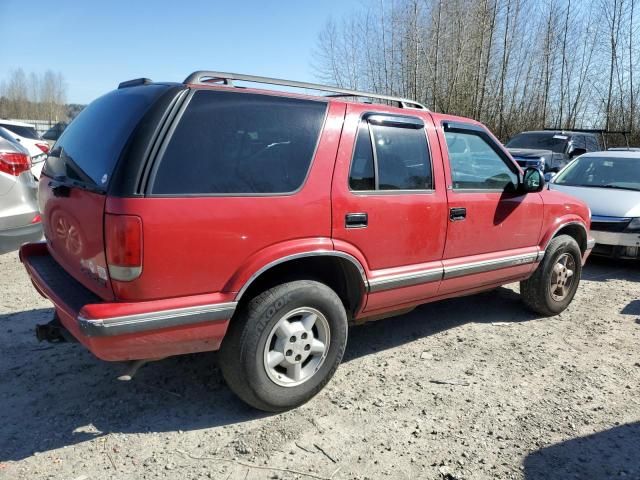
[152,90,327,195]
[445,130,518,190]
[349,118,432,191]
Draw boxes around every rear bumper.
[19,242,236,361]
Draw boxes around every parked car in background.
[41,122,68,147]
[550,151,640,259]
[0,120,49,178]
[506,130,601,173]
[19,71,593,412]
[0,137,42,254]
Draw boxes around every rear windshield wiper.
[49,147,107,194]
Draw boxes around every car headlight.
[627,217,640,232]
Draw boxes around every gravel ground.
[1,250,639,480]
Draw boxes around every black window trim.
[146,88,330,198]
[442,120,522,194]
[348,112,435,195]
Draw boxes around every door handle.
[449,207,466,221]
[345,212,368,228]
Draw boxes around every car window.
[585,135,600,151]
[445,130,518,190]
[0,123,40,140]
[506,132,568,153]
[349,122,375,190]
[349,119,432,191]
[572,135,586,150]
[153,90,327,195]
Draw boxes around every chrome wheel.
[549,253,576,301]
[263,307,330,387]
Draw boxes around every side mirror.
[521,167,545,193]
[569,147,586,158]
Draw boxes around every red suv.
[20,71,594,411]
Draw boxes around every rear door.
[40,84,178,300]
[436,120,543,295]
[331,105,448,312]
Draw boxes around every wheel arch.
[543,220,588,253]
[233,251,369,318]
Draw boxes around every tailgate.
[39,177,113,300]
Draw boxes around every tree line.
[314,0,638,145]
[0,69,69,122]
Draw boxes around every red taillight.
[35,142,50,154]
[105,214,143,282]
[31,214,41,224]
[0,152,31,176]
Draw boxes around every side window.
[349,118,432,191]
[348,123,375,190]
[444,130,518,190]
[572,135,587,150]
[152,90,327,195]
[585,135,600,151]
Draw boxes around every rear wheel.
[219,280,348,412]
[520,234,582,316]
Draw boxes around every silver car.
[0,136,42,254]
[550,151,640,259]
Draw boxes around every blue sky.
[1,0,362,104]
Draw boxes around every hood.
[550,183,640,217]
[507,148,553,158]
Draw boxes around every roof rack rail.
[183,71,428,110]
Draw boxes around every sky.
[0,0,362,104]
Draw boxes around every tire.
[219,280,348,412]
[520,234,582,316]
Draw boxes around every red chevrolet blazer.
[20,71,594,411]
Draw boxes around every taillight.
[31,214,41,224]
[35,142,50,154]
[105,214,143,282]
[0,152,31,176]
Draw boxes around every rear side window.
[0,123,39,140]
[152,90,327,195]
[349,117,432,191]
[45,85,170,188]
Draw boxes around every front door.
[331,105,448,312]
[436,121,544,294]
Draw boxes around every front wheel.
[219,280,348,412]
[520,234,582,316]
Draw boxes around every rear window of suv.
[44,85,171,188]
[151,90,327,195]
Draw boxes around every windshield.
[506,133,568,153]
[44,84,169,188]
[553,156,640,191]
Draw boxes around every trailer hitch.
[35,316,76,343]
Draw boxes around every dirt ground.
[1,250,639,480]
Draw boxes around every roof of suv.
[120,71,430,112]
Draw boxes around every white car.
[550,151,640,259]
[0,120,49,178]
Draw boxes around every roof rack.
[183,71,428,110]
[543,127,631,149]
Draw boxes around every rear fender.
[222,238,370,301]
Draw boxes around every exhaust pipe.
[35,316,76,343]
